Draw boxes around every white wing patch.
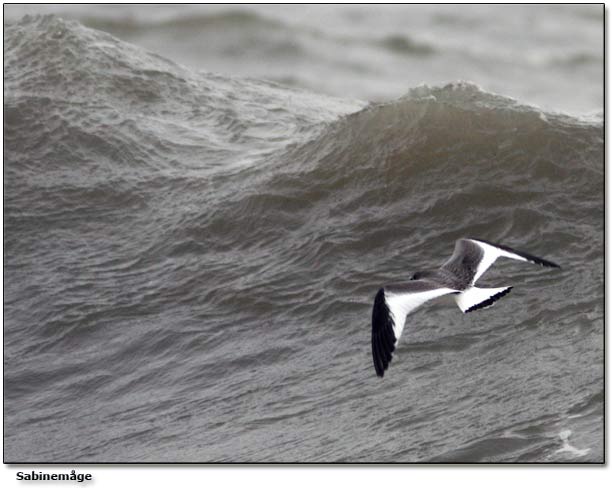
[469,239,528,284]
[385,287,457,343]
[455,286,513,313]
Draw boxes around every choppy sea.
[3,6,603,462]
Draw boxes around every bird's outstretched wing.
[442,238,560,286]
[372,283,457,377]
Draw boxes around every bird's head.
[411,270,434,280]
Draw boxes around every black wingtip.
[464,287,513,313]
[372,288,396,378]
[529,255,561,269]
[470,238,561,270]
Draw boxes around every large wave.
[4,15,603,463]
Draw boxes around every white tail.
[455,286,513,313]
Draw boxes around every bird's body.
[371,238,560,377]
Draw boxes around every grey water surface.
[3,8,603,463]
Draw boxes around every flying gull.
[371,238,560,377]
